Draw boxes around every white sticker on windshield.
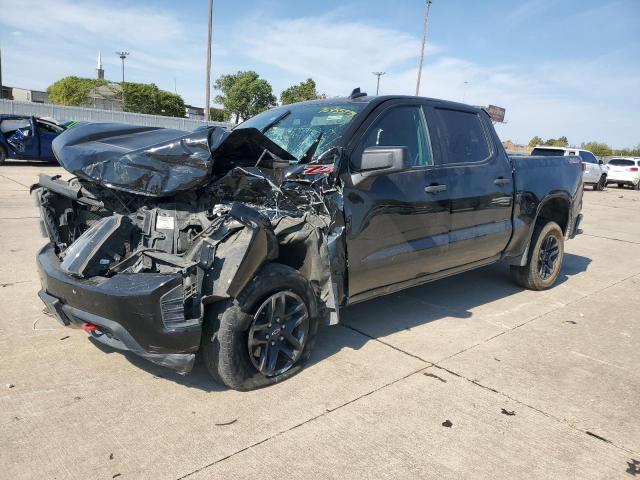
[156,215,175,230]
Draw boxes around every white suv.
[606,158,640,190]
[531,146,608,190]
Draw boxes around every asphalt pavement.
[1,161,639,479]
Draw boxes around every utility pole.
[415,0,433,96]
[0,47,3,100]
[204,0,214,122]
[372,71,386,95]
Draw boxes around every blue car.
[0,115,68,164]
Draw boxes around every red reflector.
[628,167,639,172]
[82,323,99,332]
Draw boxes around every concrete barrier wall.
[0,99,231,131]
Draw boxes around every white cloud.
[231,13,639,147]
[1,3,637,147]
[236,13,441,96]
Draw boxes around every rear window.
[531,148,565,156]
[608,159,635,166]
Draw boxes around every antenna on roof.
[349,87,367,99]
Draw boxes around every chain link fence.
[0,99,231,131]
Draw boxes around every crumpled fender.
[207,202,279,300]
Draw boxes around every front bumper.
[36,243,201,373]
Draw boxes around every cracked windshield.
[237,102,365,162]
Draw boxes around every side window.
[37,121,64,134]
[359,106,433,167]
[434,108,491,164]
[580,151,597,164]
[0,119,31,134]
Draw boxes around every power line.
[415,0,433,96]
[372,72,386,95]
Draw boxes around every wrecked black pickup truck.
[32,94,583,390]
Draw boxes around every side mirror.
[598,159,604,165]
[357,146,408,173]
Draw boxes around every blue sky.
[1,0,638,147]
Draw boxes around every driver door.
[343,101,451,298]
[5,117,39,158]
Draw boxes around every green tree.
[208,107,230,122]
[581,141,612,157]
[122,82,185,117]
[280,78,318,105]
[47,76,108,106]
[528,136,543,147]
[214,71,277,122]
[544,136,569,147]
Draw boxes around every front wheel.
[201,263,320,391]
[593,175,606,191]
[510,221,565,291]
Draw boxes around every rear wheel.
[633,181,640,191]
[593,175,606,191]
[510,221,565,291]
[0,145,7,165]
[201,263,320,391]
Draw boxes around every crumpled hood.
[52,123,296,197]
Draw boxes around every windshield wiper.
[261,110,290,134]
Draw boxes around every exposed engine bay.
[32,123,347,330]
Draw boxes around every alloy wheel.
[538,235,560,280]
[247,291,309,377]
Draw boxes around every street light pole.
[372,71,386,95]
[116,51,129,110]
[116,51,129,84]
[204,0,214,122]
[415,0,433,96]
[462,81,469,103]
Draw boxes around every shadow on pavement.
[89,252,591,392]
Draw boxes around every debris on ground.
[214,419,238,426]
[501,408,516,416]
[423,372,447,383]
[441,420,453,428]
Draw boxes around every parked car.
[31,94,583,390]
[605,157,640,189]
[531,146,608,190]
[0,115,67,164]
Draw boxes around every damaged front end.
[32,122,346,374]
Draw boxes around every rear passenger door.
[428,105,513,265]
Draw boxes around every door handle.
[494,177,511,185]
[425,184,448,194]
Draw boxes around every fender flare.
[511,192,572,267]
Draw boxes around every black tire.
[201,263,320,391]
[0,145,7,165]
[593,175,606,191]
[633,181,640,191]
[618,183,625,188]
[510,221,564,291]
